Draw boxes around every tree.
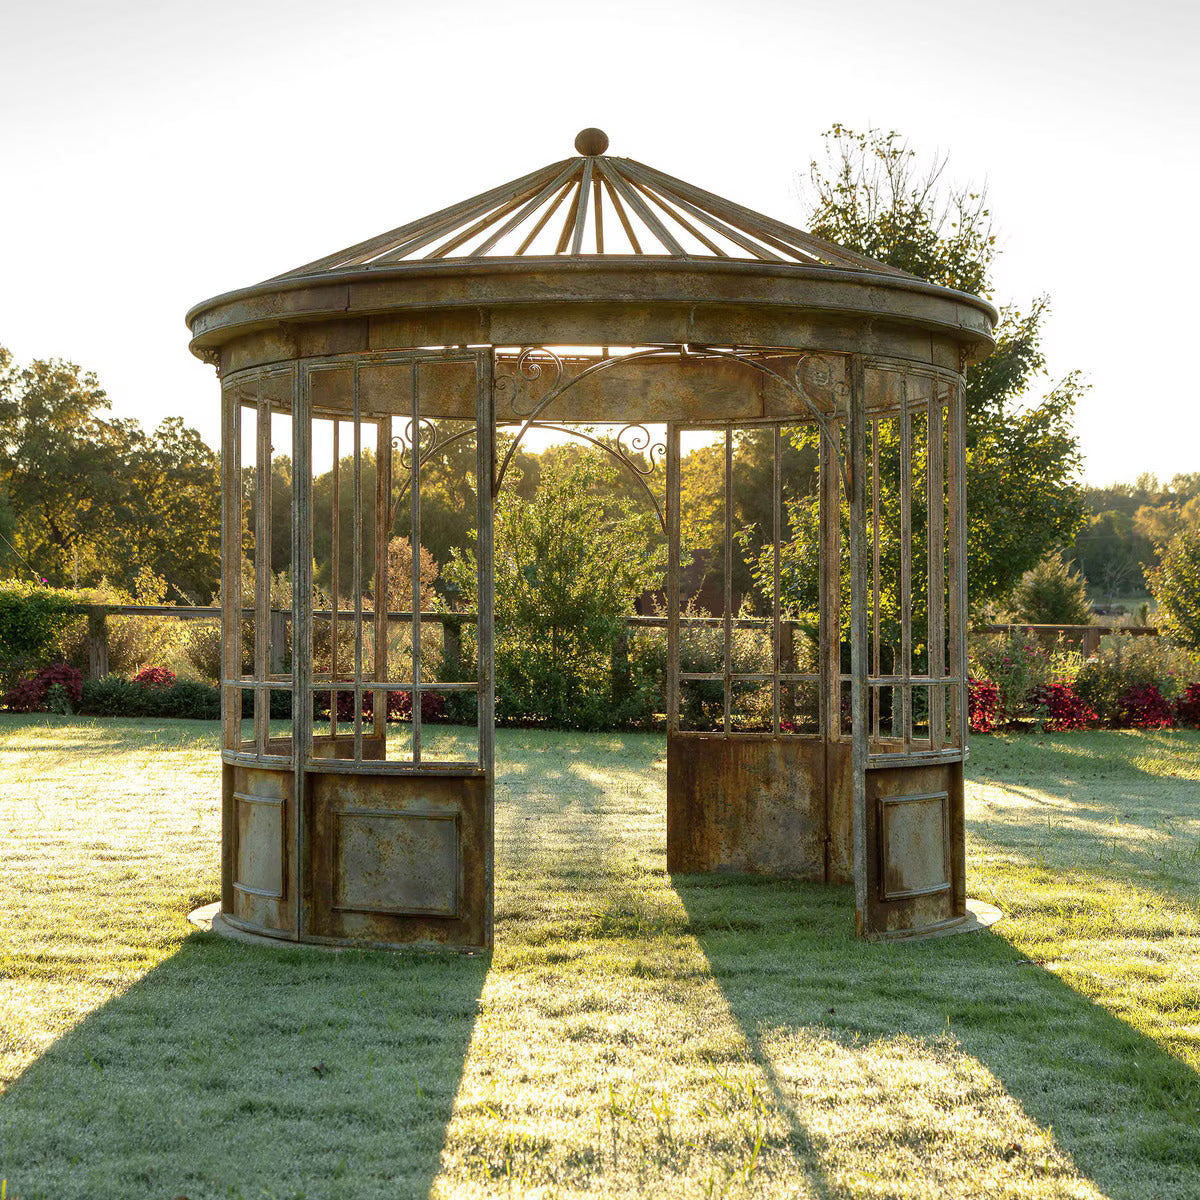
[0,346,221,599]
[1005,556,1092,625]
[805,128,1088,609]
[445,453,664,727]
[1147,526,1200,650]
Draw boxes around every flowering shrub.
[1115,683,1175,729]
[1175,683,1200,728]
[1036,681,1097,731]
[1075,634,1199,720]
[968,677,1000,733]
[133,665,177,688]
[322,689,447,724]
[970,630,1058,720]
[2,663,84,712]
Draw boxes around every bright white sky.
[2,0,1195,486]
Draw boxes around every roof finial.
[574,128,609,156]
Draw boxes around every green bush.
[445,455,664,730]
[1005,556,1092,625]
[1147,525,1200,650]
[79,675,222,719]
[0,582,82,687]
[968,628,1084,721]
[1074,633,1199,721]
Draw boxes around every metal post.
[291,363,311,941]
[848,355,869,936]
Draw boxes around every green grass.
[1,719,1198,1199]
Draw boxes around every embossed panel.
[234,791,285,899]
[878,791,950,901]
[333,808,460,917]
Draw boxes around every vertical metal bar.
[410,362,422,765]
[476,350,495,945]
[352,367,363,762]
[220,380,238,913]
[928,389,946,749]
[848,355,870,937]
[899,372,913,750]
[254,390,271,757]
[949,379,968,749]
[666,423,681,733]
[291,363,310,941]
[772,425,782,734]
[819,415,839,743]
[222,386,240,754]
[330,418,340,737]
[374,414,392,749]
[871,414,881,743]
[723,425,733,734]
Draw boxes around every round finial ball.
[574,127,609,156]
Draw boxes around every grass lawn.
[1,719,1198,1199]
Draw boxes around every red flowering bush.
[1037,681,1097,731]
[1175,683,1200,728]
[1115,683,1174,729]
[326,688,446,724]
[2,663,84,712]
[133,665,177,688]
[968,677,1000,733]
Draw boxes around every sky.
[1,0,1196,487]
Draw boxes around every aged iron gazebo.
[187,129,996,949]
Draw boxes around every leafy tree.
[1147,526,1200,650]
[805,127,1088,609]
[445,453,664,728]
[0,346,221,599]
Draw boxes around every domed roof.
[270,128,913,281]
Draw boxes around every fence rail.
[72,608,1161,681]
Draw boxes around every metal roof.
[271,128,912,281]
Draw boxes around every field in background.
[1,719,1198,1199]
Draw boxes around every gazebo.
[186,129,996,949]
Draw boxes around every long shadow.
[675,875,1200,1200]
[0,933,487,1200]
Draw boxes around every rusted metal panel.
[332,808,460,917]
[667,735,826,880]
[878,792,950,900]
[306,770,489,949]
[227,765,295,937]
[865,763,965,937]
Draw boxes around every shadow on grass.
[673,875,1200,1200]
[0,934,487,1200]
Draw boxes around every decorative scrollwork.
[494,346,566,419]
[197,346,222,373]
[616,423,667,475]
[391,416,440,470]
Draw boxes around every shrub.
[1175,683,1200,728]
[1006,556,1092,625]
[1147,525,1200,650]
[2,663,84,712]
[79,675,141,716]
[1074,633,1199,721]
[1115,683,1174,730]
[1037,681,1097,731]
[0,583,82,687]
[968,677,1000,733]
[183,620,222,683]
[969,629,1056,720]
[133,665,177,687]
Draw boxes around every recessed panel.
[333,808,460,917]
[234,791,284,899]
[878,791,950,900]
